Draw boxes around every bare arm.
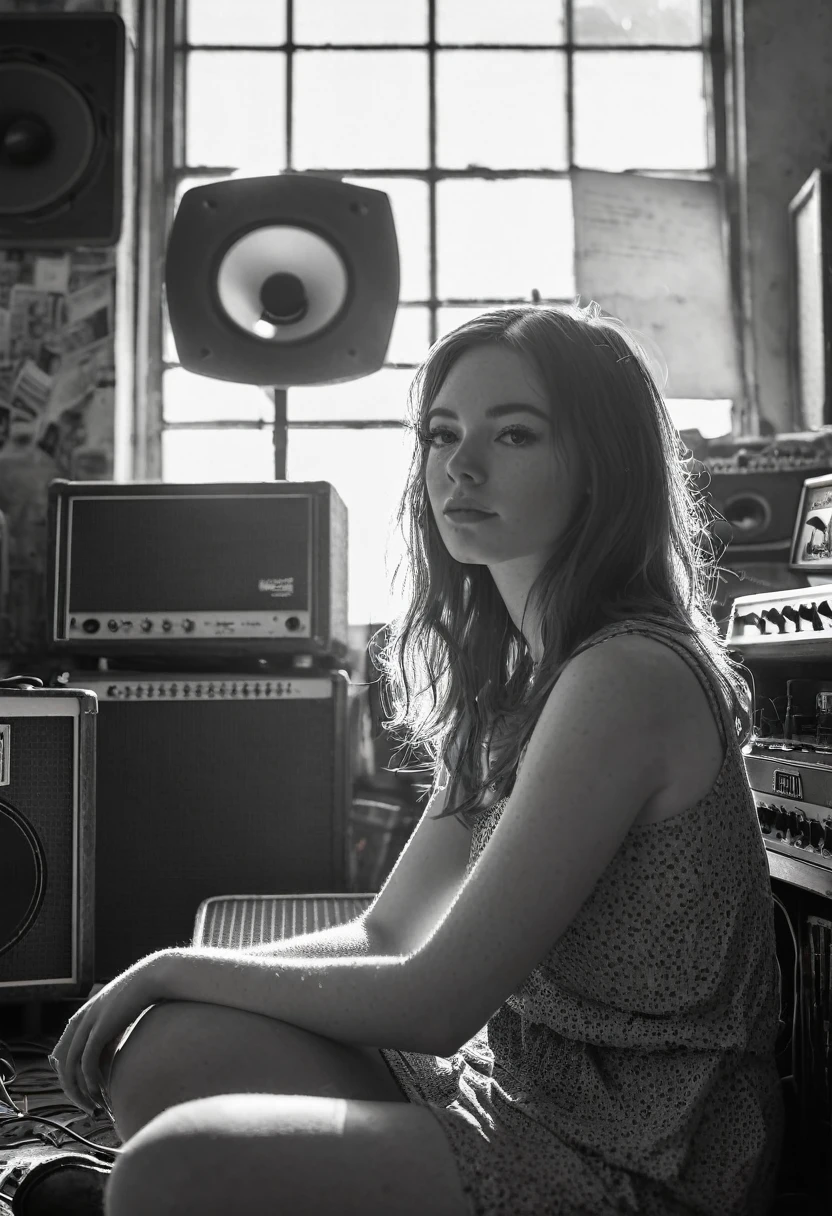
[243,915,395,960]
[159,943,448,1056]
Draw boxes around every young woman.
[364,302,783,1215]
[55,303,783,1216]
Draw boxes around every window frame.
[130,0,741,482]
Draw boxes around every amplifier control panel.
[78,673,335,701]
[65,610,311,640]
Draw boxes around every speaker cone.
[216,225,350,342]
[0,62,95,215]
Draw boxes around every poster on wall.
[0,247,117,658]
[0,249,115,473]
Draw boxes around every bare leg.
[107,999,407,1143]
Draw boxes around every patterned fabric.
[381,618,784,1215]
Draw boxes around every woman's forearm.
[244,915,395,960]
[160,944,446,1056]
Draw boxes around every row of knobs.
[105,681,288,698]
[736,601,832,634]
[79,618,196,633]
[757,802,832,854]
[114,619,194,633]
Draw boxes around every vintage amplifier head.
[46,479,349,662]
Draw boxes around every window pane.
[437,51,567,170]
[162,427,277,481]
[666,400,733,437]
[385,306,431,364]
[293,52,429,170]
[437,0,565,44]
[437,178,574,299]
[187,0,287,45]
[573,0,702,45]
[294,0,428,44]
[343,177,430,300]
[187,51,287,171]
[287,368,414,422]
[574,51,707,170]
[163,368,275,423]
[286,426,417,625]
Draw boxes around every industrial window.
[152,0,731,625]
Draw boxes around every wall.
[0,0,128,666]
[738,0,832,434]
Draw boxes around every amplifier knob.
[162,620,173,632]
[140,619,153,632]
[107,619,118,632]
[182,619,195,632]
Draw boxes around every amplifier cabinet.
[0,686,97,1004]
[46,480,349,663]
[73,669,352,983]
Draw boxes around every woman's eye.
[421,426,536,448]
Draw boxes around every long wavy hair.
[370,301,753,825]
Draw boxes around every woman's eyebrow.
[426,403,551,423]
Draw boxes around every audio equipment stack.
[39,478,360,986]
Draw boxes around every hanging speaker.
[0,13,124,248]
[165,174,400,386]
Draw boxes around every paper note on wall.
[571,169,741,400]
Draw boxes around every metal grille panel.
[193,893,375,951]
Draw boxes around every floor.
[0,1012,122,1207]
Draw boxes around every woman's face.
[423,345,585,575]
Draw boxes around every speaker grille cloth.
[193,894,374,952]
[0,716,75,981]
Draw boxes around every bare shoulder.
[562,628,687,697]
[562,626,717,760]
[572,629,703,700]
[575,630,725,822]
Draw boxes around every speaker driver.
[0,796,46,958]
[0,62,96,215]
[216,225,350,342]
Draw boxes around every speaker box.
[72,668,356,984]
[0,681,96,1005]
[165,174,399,385]
[696,464,832,550]
[0,13,125,248]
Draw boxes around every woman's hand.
[49,950,177,1115]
